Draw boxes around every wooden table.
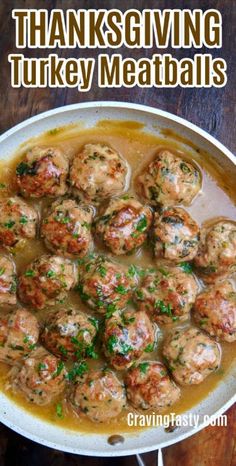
[0,1,235,465]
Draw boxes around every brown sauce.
[0,120,235,434]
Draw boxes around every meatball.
[69,143,128,203]
[162,327,221,385]
[0,308,39,365]
[74,368,126,422]
[12,346,66,405]
[193,281,236,342]
[135,266,198,325]
[125,361,180,411]
[154,207,200,262]
[77,255,138,314]
[18,255,77,309]
[0,255,17,305]
[137,149,201,207]
[16,146,69,198]
[0,196,38,248]
[95,196,153,255]
[194,221,236,283]
[103,310,156,370]
[41,308,98,360]
[41,199,94,258]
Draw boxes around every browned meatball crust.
[16,146,69,198]
[41,199,94,258]
[69,143,128,203]
[193,280,236,342]
[163,327,221,385]
[18,255,77,309]
[0,308,39,365]
[41,308,98,360]
[12,346,67,405]
[74,368,126,422]
[125,361,180,410]
[194,221,236,283]
[0,255,17,305]
[103,310,156,370]
[0,196,38,248]
[77,255,138,314]
[137,149,201,207]
[95,196,153,255]
[154,207,200,262]
[135,266,198,325]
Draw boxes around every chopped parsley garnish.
[86,344,99,359]
[0,268,5,276]
[46,270,57,278]
[54,360,65,377]
[16,162,29,176]
[155,300,177,320]
[107,335,118,354]
[98,265,107,278]
[4,221,15,229]
[136,215,147,232]
[105,303,117,319]
[178,262,193,274]
[25,269,35,277]
[38,363,47,371]
[58,345,68,357]
[115,285,127,295]
[56,402,63,418]
[19,216,28,224]
[144,343,154,353]
[66,361,88,381]
[139,362,149,374]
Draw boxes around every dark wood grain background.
[0,1,235,465]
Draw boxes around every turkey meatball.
[125,361,180,411]
[0,255,17,305]
[193,280,236,342]
[41,199,94,258]
[74,368,126,422]
[69,143,128,203]
[16,146,69,198]
[194,221,236,283]
[95,196,153,255]
[12,346,66,405]
[0,308,39,365]
[18,255,77,309]
[103,310,156,370]
[137,149,201,207]
[0,196,38,248]
[154,207,200,262]
[135,266,198,325]
[162,327,221,385]
[41,308,98,360]
[77,255,138,314]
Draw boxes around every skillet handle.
[135,449,164,466]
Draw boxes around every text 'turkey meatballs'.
[16,146,69,198]
[95,196,153,255]
[41,198,94,258]
[69,143,128,203]
[137,149,201,207]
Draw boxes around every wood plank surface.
[0,1,235,465]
